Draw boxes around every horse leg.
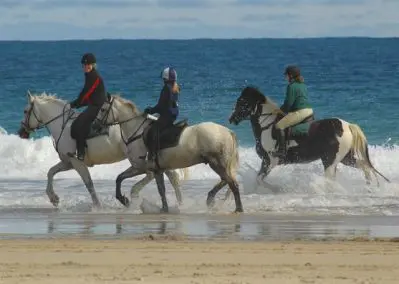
[165,170,183,205]
[154,171,169,213]
[207,162,243,213]
[340,152,373,185]
[116,166,144,207]
[69,158,100,208]
[321,155,338,180]
[130,172,154,200]
[46,161,72,207]
[208,180,228,205]
[257,156,274,185]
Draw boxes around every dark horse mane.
[241,86,280,111]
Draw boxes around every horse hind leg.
[207,162,243,213]
[340,152,373,186]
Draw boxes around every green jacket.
[280,81,311,113]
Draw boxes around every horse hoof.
[117,195,130,208]
[93,203,102,210]
[234,208,244,214]
[206,198,215,208]
[160,207,169,213]
[50,195,60,207]
[122,196,130,208]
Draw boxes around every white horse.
[95,95,243,213]
[17,91,189,208]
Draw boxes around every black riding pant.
[71,105,100,152]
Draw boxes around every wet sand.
[1,238,399,283]
[1,209,399,240]
[1,210,399,283]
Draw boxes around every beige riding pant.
[276,108,314,130]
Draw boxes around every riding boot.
[76,139,85,161]
[273,129,286,159]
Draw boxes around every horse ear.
[26,90,33,103]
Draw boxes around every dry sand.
[1,236,399,284]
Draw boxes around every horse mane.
[243,86,280,112]
[31,91,68,105]
[112,95,141,116]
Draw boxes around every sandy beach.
[0,237,398,284]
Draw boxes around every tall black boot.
[273,129,286,159]
[76,139,85,161]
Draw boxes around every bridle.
[251,103,276,132]
[95,97,152,146]
[21,99,75,151]
[232,100,276,132]
[22,101,73,133]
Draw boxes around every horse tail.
[227,130,239,179]
[348,123,390,183]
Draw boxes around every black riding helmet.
[81,53,96,65]
[284,65,301,78]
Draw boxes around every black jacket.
[70,69,107,108]
[147,84,179,118]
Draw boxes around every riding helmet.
[161,67,177,82]
[81,53,96,65]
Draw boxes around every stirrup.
[77,152,85,161]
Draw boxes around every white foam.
[1,131,399,215]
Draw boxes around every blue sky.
[0,0,398,40]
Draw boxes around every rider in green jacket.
[273,65,314,159]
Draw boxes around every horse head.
[18,90,69,139]
[229,86,267,125]
[18,90,38,139]
[97,94,141,126]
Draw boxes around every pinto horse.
[228,86,390,185]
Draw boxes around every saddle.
[87,121,110,139]
[272,114,315,145]
[70,119,110,142]
[143,119,189,153]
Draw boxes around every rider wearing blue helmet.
[144,67,180,161]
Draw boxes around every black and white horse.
[228,86,390,186]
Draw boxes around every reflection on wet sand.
[3,212,388,241]
[0,207,396,240]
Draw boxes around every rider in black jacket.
[70,53,107,161]
[144,67,180,161]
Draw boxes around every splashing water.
[1,130,399,215]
